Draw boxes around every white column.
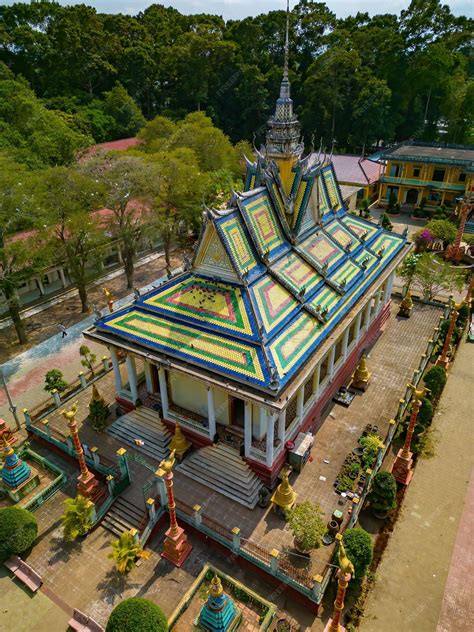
[355,311,363,343]
[109,347,122,395]
[207,387,216,440]
[312,364,321,397]
[125,354,139,403]
[278,409,286,445]
[364,301,372,333]
[259,406,267,440]
[342,326,351,361]
[296,385,304,419]
[59,267,67,288]
[158,367,169,418]
[328,345,336,379]
[266,412,276,467]
[36,277,45,295]
[144,362,153,393]
[244,401,252,457]
[374,288,382,316]
[384,271,395,303]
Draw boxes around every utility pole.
[0,369,21,431]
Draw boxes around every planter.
[327,520,339,536]
[372,508,389,520]
[293,539,311,556]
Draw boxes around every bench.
[68,609,105,632]
[4,555,42,592]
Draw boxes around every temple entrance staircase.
[106,407,172,462]
[101,497,147,537]
[176,443,263,509]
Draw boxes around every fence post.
[348,497,360,528]
[87,499,97,524]
[129,528,140,544]
[312,575,324,601]
[90,446,100,469]
[78,372,87,389]
[387,419,396,444]
[23,408,31,429]
[51,389,61,407]
[396,399,406,422]
[375,444,385,470]
[231,527,241,552]
[102,356,109,372]
[270,549,280,574]
[146,498,156,522]
[362,468,373,497]
[155,472,167,507]
[116,448,130,483]
[106,474,115,495]
[193,504,203,527]
[42,418,51,439]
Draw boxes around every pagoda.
[85,2,410,497]
[197,574,241,631]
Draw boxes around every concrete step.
[101,498,145,537]
[110,417,170,449]
[177,444,262,509]
[106,411,171,463]
[107,426,169,464]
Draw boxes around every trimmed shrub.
[424,365,447,399]
[369,471,397,515]
[417,397,433,427]
[285,501,327,551]
[44,368,68,393]
[89,398,109,432]
[0,507,38,561]
[343,528,374,579]
[106,598,168,632]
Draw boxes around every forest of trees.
[1,0,472,162]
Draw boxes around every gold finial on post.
[103,287,114,313]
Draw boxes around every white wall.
[170,373,208,418]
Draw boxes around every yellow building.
[376,141,474,209]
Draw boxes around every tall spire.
[265,0,302,162]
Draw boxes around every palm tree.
[61,495,94,541]
[108,530,150,574]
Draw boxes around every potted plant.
[368,471,397,518]
[285,501,327,553]
[360,434,383,469]
[61,495,94,541]
[109,531,151,574]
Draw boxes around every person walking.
[59,323,68,338]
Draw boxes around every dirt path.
[360,340,474,631]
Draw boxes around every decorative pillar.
[296,385,304,419]
[364,300,372,333]
[354,311,363,343]
[146,498,156,522]
[207,386,216,440]
[436,302,462,370]
[328,345,336,380]
[384,271,395,303]
[342,327,350,361]
[313,364,321,397]
[266,412,276,467]
[270,549,280,573]
[109,347,122,395]
[58,267,67,288]
[36,277,45,296]
[144,362,153,394]
[78,372,87,389]
[158,450,192,567]
[154,471,168,507]
[125,354,139,404]
[158,366,169,418]
[193,504,203,526]
[373,288,382,316]
[324,534,354,632]
[445,199,471,262]
[116,448,130,483]
[244,401,252,457]
[232,527,241,551]
[278,409,286,445]
[60,402,99,498]
[392,385,427,485]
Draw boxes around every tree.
[34,167,105,312]
[79,345,97,376]
[106,598,168,632]
[343,528,373,579]
[102,82,146,139]
[61,495,94,541]
[285,500,327,551]
[109,531,150,574]
[82,155,151,289]
[89,395,109,432]
[0,507,38,561]
[423,365,447,399]
[381,214,393,231]
[137,115,177,151]
[425,219,457,246]
[411,253,464,300]
[398,254,421,294]
[369,471,397,517]
[44,369,67,393]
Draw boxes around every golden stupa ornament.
[271,467,297,512]
[210,573,224,597]
[398,290,413,318]
[169,423,191,460]
[90,383,106,407]
[338,540,355,577]
[352,353,371,391]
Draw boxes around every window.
[432,169,445,182]
[413,167,421,178]
[428,190,441,202]
[459,172,466,182]
[389,164,401,177]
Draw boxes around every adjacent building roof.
[331,155,382,186]
[80,137,141,161]
[374,141,474,168]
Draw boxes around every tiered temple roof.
[92,4,408,399]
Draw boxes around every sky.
[2,0,472,20]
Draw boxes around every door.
[405,188,418,205]
[230,397,245,428]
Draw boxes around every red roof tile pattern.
[331,155,382,186]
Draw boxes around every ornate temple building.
[84,14,409,502]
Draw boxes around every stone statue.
[60,401,79,425]
[159,449,176,475]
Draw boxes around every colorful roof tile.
[272,251,323,295]
[299,232,345,270]
[341,215,379,241]
[251,276,300,336]
[325,220,361,252]
[239,190,287,259]
[216,212,262,279]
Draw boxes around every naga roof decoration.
[93,13,408,396]
[96,163,407,394]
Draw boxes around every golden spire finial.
[338,539,355,576]
[210,573,223,597]
[60,401,79,424]
[407,383,429,401]
[158,449,176,475]
[271,466,297,510]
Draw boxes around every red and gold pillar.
[436,302,461,370]
[391,386,426,485]
[445,199,471,262]
[325,534,354,632]
[61,403,99,498]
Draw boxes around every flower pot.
[327,520,340,536]
[294,539,311,555]
[372,508,389,520]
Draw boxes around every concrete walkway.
[360,340,474,632]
